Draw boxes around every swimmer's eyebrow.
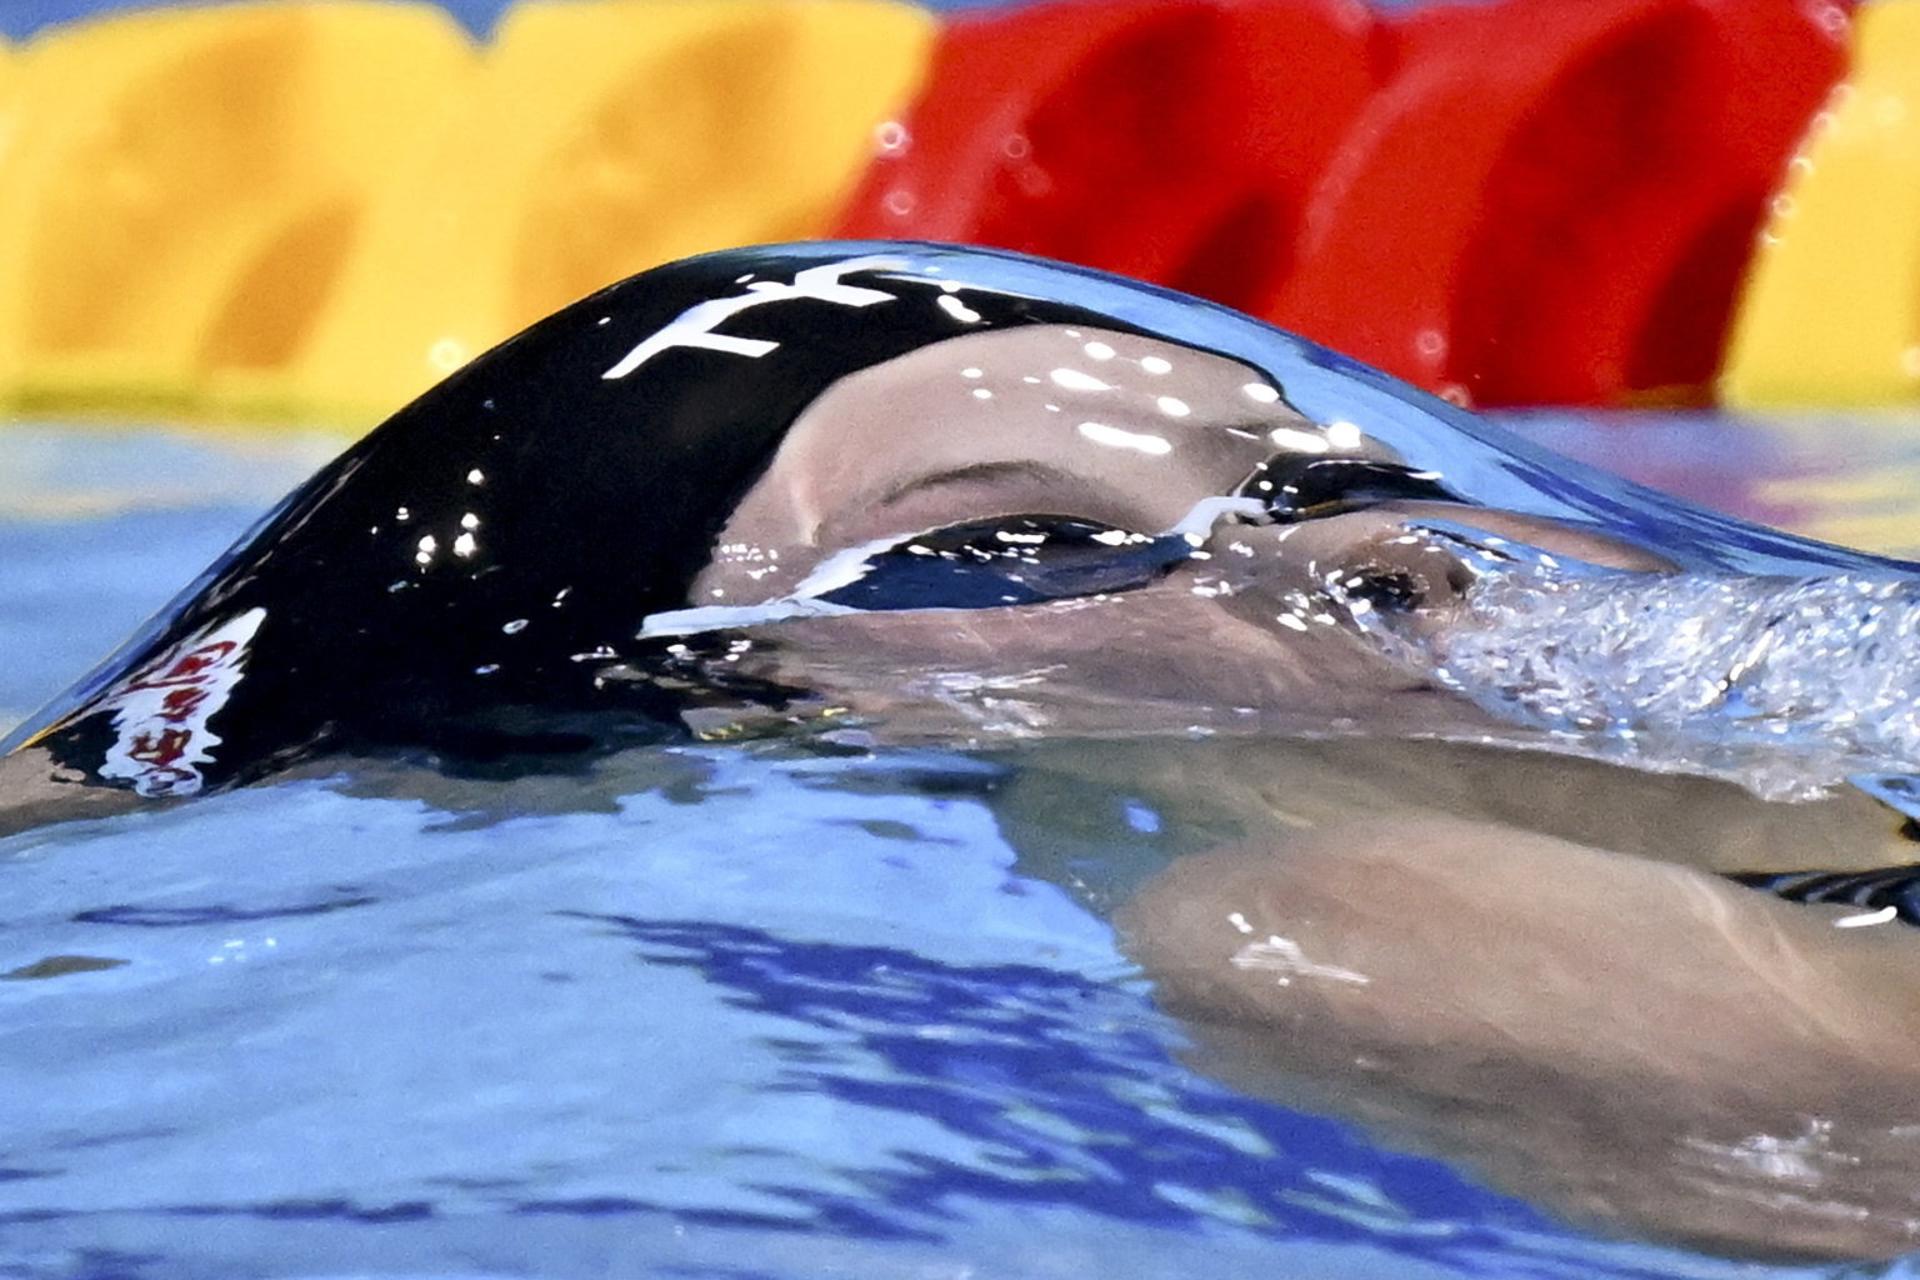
[874,459,1084,510]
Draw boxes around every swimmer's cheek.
[739,578,1450,736]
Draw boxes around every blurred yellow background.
[0,0,933,429]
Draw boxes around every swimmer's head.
[4,243,1900,798]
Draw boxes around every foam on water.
[1338,525,1920,806]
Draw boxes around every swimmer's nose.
[1322,522,1483,631]
[1209,508,1481,627]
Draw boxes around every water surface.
[5,413,1920,1279]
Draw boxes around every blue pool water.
[4,416,1920,1280]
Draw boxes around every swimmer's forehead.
[740,324,1348,547]
[835,323,1309,439]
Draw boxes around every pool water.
[4,415,1920,1280]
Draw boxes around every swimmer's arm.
[1120,814,1920,1259]
[0,748,139,838]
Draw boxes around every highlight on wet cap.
[2,246,1187,792]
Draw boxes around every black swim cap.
[11,244,1165,792]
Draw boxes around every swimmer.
[7,243,1920,1258]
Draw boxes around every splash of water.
[1345,528,1920,805]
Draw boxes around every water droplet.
[428,337,468,372]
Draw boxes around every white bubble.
[939,295,983,324]
[428,338,468,372]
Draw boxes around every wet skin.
[639,323,1920,1261]
[8,248,1920,1259]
